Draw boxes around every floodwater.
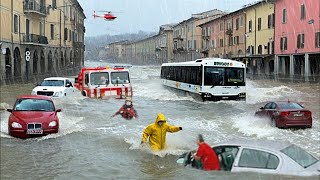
[0,61,319,180]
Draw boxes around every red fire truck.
[74,66,132,99]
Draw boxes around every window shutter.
[284,37,287,50]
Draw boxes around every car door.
[232,148,281,174]
[256,102,272,117]
[213,146,239,171]
[266,102,277,118]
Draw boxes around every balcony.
[173,35,183,41]
[22,33,48,45]
[202,35,210,40]
[23,0,47,17]
[73,42,85,49]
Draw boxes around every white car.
[31,77,74,97]
[176,139,320,176]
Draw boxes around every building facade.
[274,0,320,81]
[199,9,246,61]
[173,9,225,62]
[0,0,86,85]
[245,1,275,76]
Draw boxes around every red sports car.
[7,95,61,138]
[255,101,312,128]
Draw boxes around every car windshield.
[14,98,55,112]
[111,72,130,84]
[278,102,304,109]
[280,145,318,168]
[40,80,64,87]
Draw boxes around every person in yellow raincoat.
[141,113,182,151]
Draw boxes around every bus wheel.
[82,91,87,96]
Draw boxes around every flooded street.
[0,61,319,180]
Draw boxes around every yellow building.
[0,0,86,84]
[245,1,275,75]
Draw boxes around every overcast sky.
[78,0,257,37]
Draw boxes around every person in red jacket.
[193,134,220,171]
[112,99,138,120]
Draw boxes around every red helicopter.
[93,11,117,21]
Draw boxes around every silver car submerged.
[176,139,320,176]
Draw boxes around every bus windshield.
[204,67,245,86]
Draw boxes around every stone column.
[290,54,294,75]
[304,53,310,81]
[274,55,279,74]
[304,53,310,76]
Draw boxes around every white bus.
[161,58,246,101]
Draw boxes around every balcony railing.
[22,33,48,45]
[73,42,85,49]
[23,0,47,16]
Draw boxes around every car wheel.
[271,118,276,127]
[82,91,87,96]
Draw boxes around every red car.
[255,101,312,128]
[7,95,61,138]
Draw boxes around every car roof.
[266,101,300,104]
[44,77,69,80]
[17,95,53,101]
[214,138,292,151]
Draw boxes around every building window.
[316,32,320,48]
[240,16,244,27]
[228,36,233,46]
[258,45,262,54]
[50,24,54,40]
[52,0,57,9]
[301,4,305,20]
[193,40,197,49]
[297,34,305,49]
[219,39,224,47]
[227,20,231,30]
[249,20,252,32]
[14,15,19,33]
[282,9,287,23]
[235,18,239,30]
[211,25,214,33]
[220,22,224,31]
[39,22,44,36]
[280,37,287,51]
[64,28,68,41]
[268,14,275,28]
[258,18,261,31]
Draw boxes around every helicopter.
[93,11,117,21]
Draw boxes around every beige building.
[245,1,275,75]
[173,9,225,62]
[0,0,86,84]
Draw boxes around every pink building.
[274,0,320,79]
